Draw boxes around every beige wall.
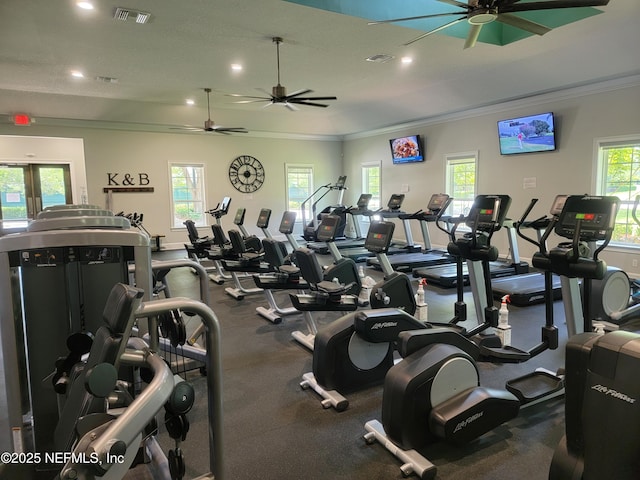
[1,82,638,272]
[0,127,343,246]
[341,83,640,275]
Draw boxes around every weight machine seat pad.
[54,283,144,452]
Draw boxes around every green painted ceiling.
[283,0,603,46]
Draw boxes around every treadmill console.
[386,194,405,211]
[316,215,340,242]
[279,211,297,235]
[334,175,347,189]
[427,193,450,214]
[233,208,246,226]
[356,193,373,209]
[555,195,619,242]
[466,194,512,232]
[549,195,569,217]
[256,208,272,229]
[364,221,395,253]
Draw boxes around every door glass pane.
[38,167,68,210]
[0,166,28,228]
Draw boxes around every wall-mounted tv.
[389,135,425,164]
[497,112,556,155]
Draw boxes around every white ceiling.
[0,0,638,137]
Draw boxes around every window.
[361,162,381,210]
[170,163,206,228]
[445,152,477,217]
[285,164,314,222]
[595,136,640,246]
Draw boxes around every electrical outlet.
[633,259,638,268]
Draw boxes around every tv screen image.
[389,135,424,164]
[497,112,556,155]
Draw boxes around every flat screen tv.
[389,135,425,164]
[497,112,556,155]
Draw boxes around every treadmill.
[305,193,372,253]
[366,193,456,272]
[491,196,567,306]
[413,203,529,287]
[339,193,421,262]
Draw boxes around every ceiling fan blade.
[289,100,330,108]
[463,23,483,49]
[286,88,313,99]
[170,126,202,131]
[214,127,248,133]
[368,10,467,26]
[292,96,337,101]
[226,93,270,99]
[403,17,467,45]
[501,0,610,13]
[437,0,472,8]
[496,13,551,35]
[284,102,299,111]
[257,87,275,98]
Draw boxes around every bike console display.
[279,211,297,235]
[316,215,341,242]
[364,221,395,253]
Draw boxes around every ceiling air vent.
[366,54,395,64]
[95,76,119,84]
[113,7,151,24]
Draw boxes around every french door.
[0,164,72,229]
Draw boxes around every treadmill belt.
[367,250,454,273]
[413,261,528,288]
[491,273,562,306]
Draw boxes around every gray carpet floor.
[154,249,570,480]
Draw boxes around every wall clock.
[228,155,265,193]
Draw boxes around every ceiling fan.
[173,88,248,134]
[369,0,610,49]
[228,37,337,111]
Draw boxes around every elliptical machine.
[543,194,640,480]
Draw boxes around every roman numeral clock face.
[228,155,265,193]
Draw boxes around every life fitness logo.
[591,384,636,404]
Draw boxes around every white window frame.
[285,163,314,225]
[593,135,640,248]
[361,161,381,211]
[445,151,478,218]
[169,163,207,229]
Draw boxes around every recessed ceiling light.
[76,1,94,10]
[71,70,85,78]
[186,99,195,106]
[401,56,413,65]
[231,64,243,72]
[366,54,394,64]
